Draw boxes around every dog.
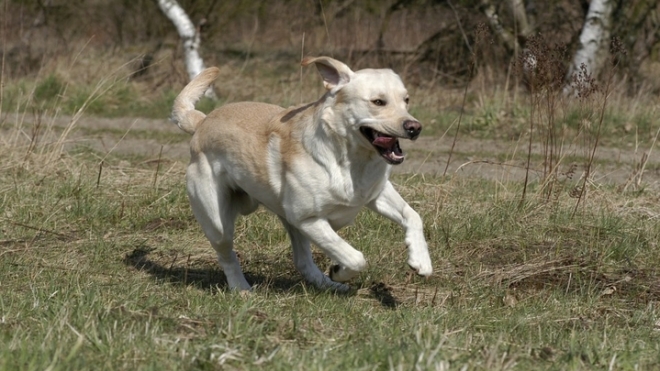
[171,56,432,291]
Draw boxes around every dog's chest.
[322,167,389,231]
[326,206,363,230]
[326,160,388,203]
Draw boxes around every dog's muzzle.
[360,120,421,165]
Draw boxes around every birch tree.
[157,0,216,98]
[481,0,517,53]
[564,0,616,95]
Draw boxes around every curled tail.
[171,67,220,134]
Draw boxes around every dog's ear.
[301,56,354,90]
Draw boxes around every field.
[2,50,660,371]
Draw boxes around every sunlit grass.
[1,129,659,369]
[1,49,660,370]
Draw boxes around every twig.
[168,251,179,271]
[185,253,191,285]
[318,0,333,55]
[446,0,472,54]
[0,248,26,258]
[455,159,538,173]
[153,145,163,188]
[9,220,69,239]
[99,120,137,164]
[572,83,611,217]
[520,91,536,207]
[25,110,43,158]
[442,12,477,177]
[622,125,660,192]
[443,61,473,177]
[96,160,104,188]
[0,0,5,120]
[300,31,305,105]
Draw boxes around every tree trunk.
[481,0,519,54]
[156,0,216,99]
[510,0,531,39]
[480,0,533,56]
[564,0,616,95]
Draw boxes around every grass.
[1,113,660,370]
[1,45,660,369]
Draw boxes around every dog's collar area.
[359,127,405,165]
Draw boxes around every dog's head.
[302,56,421,165]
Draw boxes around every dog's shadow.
[123,246,400,308]
[368,282,399,309]
[122,246,302,293]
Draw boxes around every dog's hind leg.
[279,217,349,292]
[186,156,251,291]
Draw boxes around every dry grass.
[2,24,660,370]
[2,111,660,369]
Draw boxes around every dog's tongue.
[371,132,404,164]
[373,135,397,149]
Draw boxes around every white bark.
[157,0,216,98]
[564,0,615,95]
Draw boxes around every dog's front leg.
[367,181,433,276]
[296,218,367,283]
[279,217,351,291]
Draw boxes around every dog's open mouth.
[360,127,405,165]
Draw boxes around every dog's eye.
[404,97,410,105]
[371,99,386,106]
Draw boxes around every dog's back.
[172,69,288,139]
[191,101,286,158]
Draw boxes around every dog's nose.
[403,120,422,140]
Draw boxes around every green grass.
[1,133,659,370]
[1,51,659,370]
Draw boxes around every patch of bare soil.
[6,113,660,191]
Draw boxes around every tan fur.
[171,67,220,134]
[191,102,288,187]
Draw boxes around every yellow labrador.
[171,57,432,291]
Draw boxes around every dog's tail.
[171,67,220,134]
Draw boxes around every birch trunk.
[156,0,216,99]
[510,0,531,38]
[564,0,616,95]
[481,0,519,53]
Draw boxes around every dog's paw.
[329,264,360,282]
[407,255,433,277]
[312,273,350,292]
